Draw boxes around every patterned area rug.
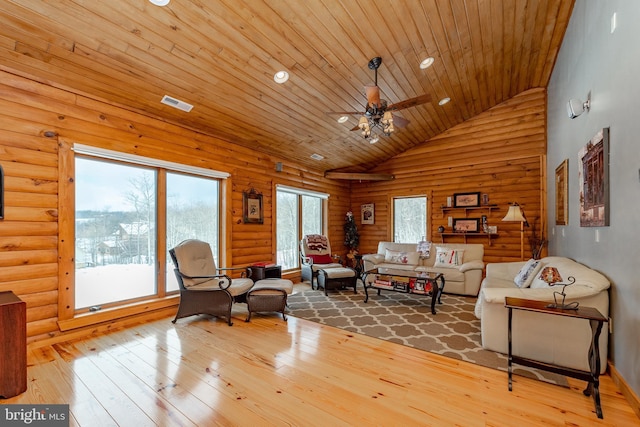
[287,289,568,386]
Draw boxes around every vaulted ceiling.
[0,0,574,173]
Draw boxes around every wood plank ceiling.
[0,0,574,173]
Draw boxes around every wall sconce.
[566,97,590,119]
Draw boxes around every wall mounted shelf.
[439,232,498,246]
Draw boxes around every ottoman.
[317,267,357,296]
[245,278,293,322]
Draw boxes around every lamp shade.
[539,266,562,284]
[502,204,526,222]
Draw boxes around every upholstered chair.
[299,234,343,288]
[170,239,254,325]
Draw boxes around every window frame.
[390,193,431,243]
[58,141,227,329]
[275,185,328,272]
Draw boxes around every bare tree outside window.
[393,196,427,243]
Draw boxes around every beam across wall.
[324,172,395,181]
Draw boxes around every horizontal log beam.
[324,172,395,181]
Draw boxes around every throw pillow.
[308,254,333,264]
[384,249,420,265]
[433,247,464,268]
[514,259,544,288]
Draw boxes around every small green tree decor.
[343,211,360,253]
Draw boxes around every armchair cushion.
[308,253,333,264]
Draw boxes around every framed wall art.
[243,188,263,224]
[453,218,480,233]
[361,203,374,225]
[578,128,610,227]
[453,192,481,208]
[555,159,568,225]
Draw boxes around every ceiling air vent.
[310,153,324,161]
[161,95,193,112]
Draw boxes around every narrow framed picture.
[555,159,568,225]
[453,192,481,208]
[243,188,263,224]
[361,203,374,225]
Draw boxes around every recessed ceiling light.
[369,136,380,144]
[438,97,451,106]
[420,57,435,69]
[337,116,349,123]
[274,70,289,84]
[149,0,170,6]
[310,153,324,160]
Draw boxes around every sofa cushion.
[514,258,544,288]
[384,249,420,265]
[434,247,464,268]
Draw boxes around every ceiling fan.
[327,57,432,142]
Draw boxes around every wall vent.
[310,153,324,160]
[161,95,193,112]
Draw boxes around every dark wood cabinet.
[0,291,27,398]
[249,265,282,280]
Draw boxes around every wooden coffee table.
[362,268,444,314]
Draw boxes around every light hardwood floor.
[5,292,639,427]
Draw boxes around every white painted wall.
[547,0,640,396]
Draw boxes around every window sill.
[58,295,179,332]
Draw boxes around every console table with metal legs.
[505,297,608,419]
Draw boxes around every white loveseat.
[362,242,485,296]
[475,256,610,373]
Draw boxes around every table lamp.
[538,266,578,310]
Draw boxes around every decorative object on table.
[501,203,529,260]
[453,192,481,208]
[242,188,263,224]
[482,193,489,205]
[555,159,568,225]
[446,196,452,207]
[481,215,488,232]
[578,127,610,227]
[437,225,445,233]
[361,203,374,224]
[453,218,480,233]
[528,217,547,260]
[417,240,432,258]
[343,211,359,252]
[487,225,497,234]
[538,266,578,310]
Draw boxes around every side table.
[249,265,282,280]
[505,297,608,419]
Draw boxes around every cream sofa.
[362,242,485,296]
[474,256,610,373]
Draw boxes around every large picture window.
[393,196,427,243]
[74,151,222,311]
[276,186,327,270]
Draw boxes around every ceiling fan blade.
[365,85,381,108]
[325,111,363,115]
[392,114,410,128]
[388,93,432,111]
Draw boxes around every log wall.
[0,69,546,345]
[0,70,350,343]
[351,88,547,264]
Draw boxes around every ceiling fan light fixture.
[420,57,435,69]
[273,70,289,84]
[382,111,393,125]
[358,116,370,130]
[438,97,451,106]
